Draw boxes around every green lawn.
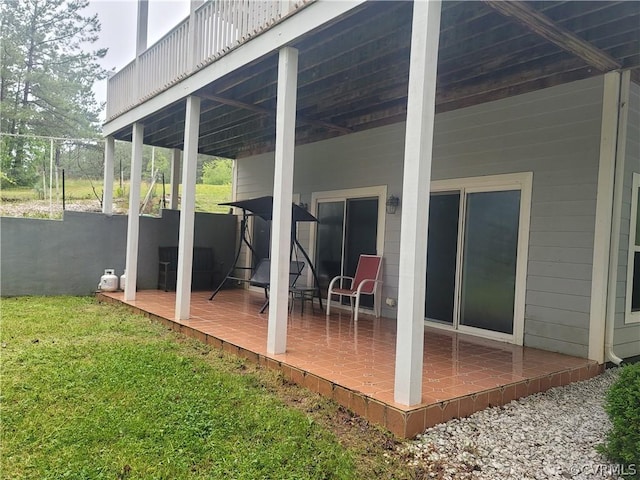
[1,180,232,215]
[1,297,358,479]
[1,178,106,202]
[188,184,232,214]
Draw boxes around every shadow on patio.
[98,288,601,438]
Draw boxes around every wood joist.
[483,0,620,71]
[110,1,640,160]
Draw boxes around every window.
[626,173,640,323]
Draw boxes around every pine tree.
[0,0,107,186]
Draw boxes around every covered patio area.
[97,288,601,438]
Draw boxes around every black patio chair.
[250,259,304,313]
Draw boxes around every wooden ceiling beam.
[214,14,411,110]
[198,92,352,135]
[437,65,597,114]
[437,0,576,57]
[153,108,266,152]
[221,40,409,123]
[483,0,621,72]
[139,99,236,148]
[439,55,588,104]
[439,6,636,81]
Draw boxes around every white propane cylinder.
[99,269,119,292]
[120,270,126,291]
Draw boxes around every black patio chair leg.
[259,299,269,314]
[260,287,269,314]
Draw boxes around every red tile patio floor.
[98,288,601,438]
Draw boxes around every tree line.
[0,0,233,190]
[1,0,105,187]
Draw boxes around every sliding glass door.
[316,201,345,293]
[459,190,520,335]
[425,183,524,340]
[315,197,379,307]
[425,192,460,324]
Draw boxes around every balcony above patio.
[106,0,314,121]
[104,0,640,160]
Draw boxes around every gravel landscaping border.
[399,368,628,480]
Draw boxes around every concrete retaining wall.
[0,210,237,296]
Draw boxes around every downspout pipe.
[605,70,631,366]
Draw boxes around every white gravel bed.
[400,368,624,480]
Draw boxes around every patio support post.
[267,46,298,355]
[134,0,148,102]
[124,122,145,301]
[175,96,201,320]
[102,136,115,214]
[187,1,204,69]
[136,0,148,56]
[394,0,441,406]
[170,148,181,210]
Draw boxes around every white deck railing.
[106,0,312,120]
[139,18,190,102]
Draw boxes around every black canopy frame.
[209,196,323,310]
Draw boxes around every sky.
[84,0,190,119]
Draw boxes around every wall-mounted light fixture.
[386,195,400,214]
[298,202,309,211]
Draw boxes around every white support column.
[124,123,144,301]
[49,139,54,218]
[175,96,201,320]
[170,148,181,210]
[136,0,149,56]
[394,0,442,406]
[134,0,148,102]
[187,0,204,69]
[103,136,115,214]
[267,46,298,355]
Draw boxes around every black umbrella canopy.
[221,196,317,223]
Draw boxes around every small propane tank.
[120,270,126,291]
[98,269,119,292]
